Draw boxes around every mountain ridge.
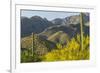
[21,13,89,37]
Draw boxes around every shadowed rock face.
[21,16,54,37]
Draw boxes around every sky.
[21,10,80,21]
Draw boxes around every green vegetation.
[21,34,89,63]
[43,34,89,61]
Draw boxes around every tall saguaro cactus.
[31,32,34,56]
[80,13,84,50]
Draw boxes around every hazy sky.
[21,10,80,20]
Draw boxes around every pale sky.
[21,10,80,21]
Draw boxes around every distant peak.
[30,16,43,19]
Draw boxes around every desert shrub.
[43,34,90,61]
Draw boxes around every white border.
[11,4,96,73]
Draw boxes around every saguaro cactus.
[32,32,34,56]
[80,13,84,50]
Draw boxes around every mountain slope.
[47,31,69,45]
[21,34,56,56]
[21,16,54,37]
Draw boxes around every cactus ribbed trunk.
[32,32,34,56]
